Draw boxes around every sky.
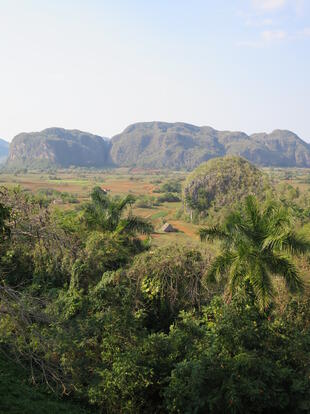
[0,0,310,141]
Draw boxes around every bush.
[157,193,181,203]
[135,195,160,208]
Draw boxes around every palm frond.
[116,194,136,213]
[267,252,304,293]
[83,203,105,230]
[116,215,154,235]
[262,198,280,219]
[199,226,229,242]
[90,186,110,209]
[263,229,310,255]
[206,252,234,283]
[249,264,274,310]
[224,210,255,242]
[224,210,244,231]
[267,204,292,232]
[244,195,260,227]
[229,263,244,294]
[283,232,310,255]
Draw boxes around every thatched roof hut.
[53,198,63,205]
[161,223,176,232]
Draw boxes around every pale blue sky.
[0,0,309,141]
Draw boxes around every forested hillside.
[6,128,111,169]
[110,122,310,169]
[5,122,310,170]
[184,156,271,222]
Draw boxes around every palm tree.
[83,186,154,236]
[199,195,310,309]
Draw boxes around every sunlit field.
[2,166,310,249]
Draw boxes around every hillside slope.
[6,128,111,169]
[110,122,310,169]
[0,138,9,163]
[5,123,310,170]
[183,156,271,222]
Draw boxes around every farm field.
[0,168,200,246]
[1,166,310,247]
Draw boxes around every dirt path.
[169,220,199,238]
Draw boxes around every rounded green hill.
[183,156,271,220]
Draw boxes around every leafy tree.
[0,187,75,290]
[155,180,182,194]
[164,294,310,414]
[127,245,212,331]
[199,195,310,309]
[70,187,155,287]
[157,193,181,203]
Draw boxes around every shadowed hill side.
[110,122,226,170]
[6,128,112,169]
[4,122,310,170]
[248,129,310,167]
[110,122,310,170]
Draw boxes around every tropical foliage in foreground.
[199,195,310,309]
[1,186,310,413]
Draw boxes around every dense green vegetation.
[33,188,79,206]
[1,171,310,413]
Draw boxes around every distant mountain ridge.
[5,122,310,170]
[110,122,310,169]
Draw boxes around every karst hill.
[4,122,310,170]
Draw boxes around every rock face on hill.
[110,122,310,169]
[183,156,271,220]
[0,138,9,163]
[5,122,310,170]
[6,128,111,169]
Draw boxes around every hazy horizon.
[1,0,310,142]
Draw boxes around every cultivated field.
[1,166,310,247]
[0,168,200,246]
